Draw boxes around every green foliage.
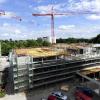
[89,34,100,43]
[42,41,51,46]
[0,34,100,56]
[1,42,12,55]
[56,38,89,43]
[56,34,100,43]
[0,89,6,98]
[56,34,100,44]
[1,39,51,55]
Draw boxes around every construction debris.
[60,85,70,92]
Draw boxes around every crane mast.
[32,7,61,44]
[51,14,55,44]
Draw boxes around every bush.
[0,89,6,98]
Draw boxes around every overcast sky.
[0,0,100,40]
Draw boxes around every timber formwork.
[12,57,100,92]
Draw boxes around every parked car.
[51,91,67,100]
[76,86,93,97]
[48,95,57,100]
[75,90,92,100]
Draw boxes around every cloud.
[34,0,100,13]
[34,5,52,13]
[0,23,24,38]
[34,3,66,13]
[15,29,21,34]
[0,22,100,39]
[0,11,22,21]
[59,25,75,30]
[34,0,100,20]
[56,24,100,38]
[3,23,10,26]
[0,23,22,34]
[0,0,6,4]
[33,4,68,18]
[1,11,16,18]
[86,14,100,20]
[67,0,100,12]
[67,0,100,20]
[0,22,40,40]
[1,33,9,37]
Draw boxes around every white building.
[37,36,56,44]
[92,44,100,54]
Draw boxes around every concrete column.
[56,56,57,60]
[42,58,43,63]
[30,56,33,63]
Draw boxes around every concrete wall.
[0,56,10,87]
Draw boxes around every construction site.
[1,44,96,99]
[0,42,100,100]
[0,0,100,100]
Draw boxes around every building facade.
[8,46,100,93]
[9,54,100,93]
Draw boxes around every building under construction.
[8,46,100,93]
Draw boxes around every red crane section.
[0,10,22,21]
[32,14,52,16]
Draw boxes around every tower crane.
[32,7,99,44]
[0,10,22,21]
[11,16,22,21]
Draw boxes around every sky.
[0,0,100,40]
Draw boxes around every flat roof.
[14,48,62,58]
[80,66,100,75]
[54,43,92,49]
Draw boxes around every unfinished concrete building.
[9,47,100,93]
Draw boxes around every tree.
[42,41,51,46]
[1,42,12,55]
[0,34,100,56]
[91,34,100,43]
